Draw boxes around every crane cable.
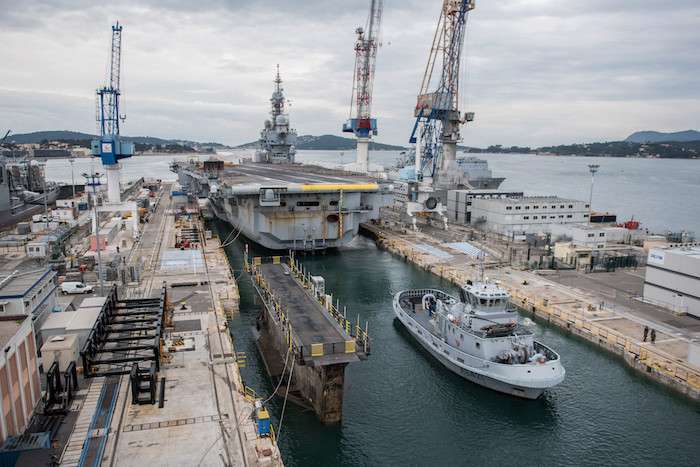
[220,221,244,248]
[262,343,292,405]
[275,353,294,444]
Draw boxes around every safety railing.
[247,255,370,357]
[503,284,700,390]
[289,256,370,354]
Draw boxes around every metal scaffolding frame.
[81,283,169,378]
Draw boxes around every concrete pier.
[361,212,700,402]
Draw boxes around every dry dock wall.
[251,262,349,423]
[369,229,700,403]
[261,302,347,422]
[520,301,700,401]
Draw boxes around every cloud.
[1,0,699,147]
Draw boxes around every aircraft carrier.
[172,68,393,251]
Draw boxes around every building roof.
[652,244,700,259]
[500,196,580,204]
[0,320,23,349]
[0,268,55,299]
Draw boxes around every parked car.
[61,281,93,294]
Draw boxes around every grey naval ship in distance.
[172,67,393,251]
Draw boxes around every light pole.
[39,162,49,230]
[83,172,104,296]
[69,156,76,208]
[587,164,600,226]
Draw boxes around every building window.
[551,205,556,209]
[599,233,605,237]
[560,205,565,208]
[550,216,555,219]
[568,204,573,208]
[585,204,589,208]
[567,214,572,218]
[525,206,530,210]
[524,216,529,220]
[542,206,547,209]
[598,244,605,248]
[533,216,538,219]
[584,214,589,218]
[506,206,512,210]
[558,215,564,218]
[515,206,521,210]
[588,233,594,237]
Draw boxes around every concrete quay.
[361,215,700,403]
[55,183,283,466]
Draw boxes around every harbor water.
[211,224,700,467]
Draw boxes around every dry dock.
[362,210,700,402]
[248,256,369,422]
[53,183,283,466]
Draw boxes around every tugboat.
[393,255,565,399]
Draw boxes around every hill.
[4,131,230,149]
[624,130,700,143]
[237,134,407,151]
[7,130,95,144]
[538,140,700,158]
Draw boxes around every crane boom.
[91,21,133,165]
[343,0,383,138]
[410,0,474,180]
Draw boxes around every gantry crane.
[403,0,475,230]
[342,0,383,172]
[89,21,140,240]
[91,21,134,204]
[411,0,474,183]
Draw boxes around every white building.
[446,189,524,225]
[643,244,700,318]
[598,225,647,245]
[551,224,607,249]
[0,269,58,330]
[469,196,589,236]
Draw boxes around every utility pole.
[69,156,77,207]
[83,172,105,296]
[587,164,599,226]
[39,162,49,230]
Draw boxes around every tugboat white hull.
[393,290,565,399]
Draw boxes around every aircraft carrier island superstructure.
[173,68,393,251]
[172,160,393,250]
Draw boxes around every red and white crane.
[343,0,383,172]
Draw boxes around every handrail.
[502,284,700,390]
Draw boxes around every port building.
[0,317,41,444]
[643,244,700,318]
[463,195,589,236]
[0,269,58,331]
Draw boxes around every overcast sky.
[1,0,699,148]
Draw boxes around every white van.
[61,282,94,294]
